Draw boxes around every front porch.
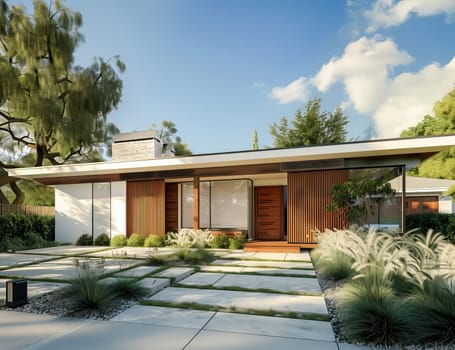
[243,241,317,253]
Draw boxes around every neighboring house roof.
[390,175,455,195]
[6,134,455,185]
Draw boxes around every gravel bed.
[1,288,140,321]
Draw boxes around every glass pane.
[199,182,210,228]
[210,180,249,229]
[181,183,193,228]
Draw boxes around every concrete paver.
[139,278,170,294]
[241,267,317,276]
[114,265,161,278]
[211,259,313,269]
[185,330,337,350]
[213,274,321,293]
[199,265,245,273]
[29,319,199,350]
[155,267,195,281]
[0,310,86,350]
[112,305,215,329]
[149,287,328,315]
[250,252,287,260]
[87,247,177,258]
[17,246,112,256]
[205,312,335,341]
[179,272,225,286]
[285,251,311,261]
[0,253,60,269]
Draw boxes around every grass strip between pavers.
[198,268,317,279]
[172,282,321,297]
[140,299,329,322]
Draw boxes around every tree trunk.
[36,144,44,166]
[10,181,25,204]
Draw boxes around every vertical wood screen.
[255,186,283,241]
[165,183,179,233]
[127,180,165,238]
[288,169,348,244]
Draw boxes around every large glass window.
[181,179,252,230]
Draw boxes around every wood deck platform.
[243,241,317,253]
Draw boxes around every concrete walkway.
[0,246,390,349]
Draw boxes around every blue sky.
[20,0,455,153]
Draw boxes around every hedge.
[406,213,455,243]
[0,214,55,251]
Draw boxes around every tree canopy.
[154,120,192,156]
[0,0,125,203]
[269,98,348,148]
[401,86,455,180]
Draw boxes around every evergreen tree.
[252,129,259,150]
[269,98,348,147]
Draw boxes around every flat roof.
[7,134,455,182]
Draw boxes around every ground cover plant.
[313,228,455,347]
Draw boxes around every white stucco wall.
[55,181,127,243]
[93,183,111,236]
[439,196,455,214]
[55,184,93,243]
[111,181,127,237]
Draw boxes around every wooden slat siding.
[193,177,200,230]
[165,183,179,233]
[126,180,165,238]
[255,186,283,241]
[288,170,349,244]
[0,204,55,216]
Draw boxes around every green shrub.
[211,234,230,248]
[336,268,412,346]
[229,234,246,249]
[408,276,455,344]
[144,234,165,247]
[109,278,151,298]
[64,261,116,310]
[127,233,145,247]
[406,213,455,243]
[76,234,93,246]
[94,233,110,246]
[110,234,127,247]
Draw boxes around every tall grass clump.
[64,260,116,311]
[109,278,151,299]
[166,229,212,248]
[408,276,455,345]
[336,267,412,346]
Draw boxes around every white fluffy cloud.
[365,0,455,32]
[312,37,413,114]
[269,76,310,104]
[270,36,455,138]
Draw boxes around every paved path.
[0,246,389,349]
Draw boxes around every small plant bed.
[140,299,330,322]
[147,248,215,266]
[313,228,455,347]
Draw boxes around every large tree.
[154,120,192,156]
[269,98,348,148]
[401,86,455,180]
[0,0,124,203]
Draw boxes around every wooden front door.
[127,180,165,238]
[255,186,284,240]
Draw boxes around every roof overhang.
[7,134,455,185]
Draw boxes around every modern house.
[7,132,455,252]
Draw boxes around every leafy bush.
[211,234,230,248]
[64,260,116,311]
[166,229,212,248]
[228,234,246,249]
[127,233,145,247]
[94,233,110,246]
[144,234,165,247]
[76,234,93,246]
[408,276,455,344]
[406,213,455,243]
[109,278,151,299]
[110,234,127,247]
[0,214,55,251]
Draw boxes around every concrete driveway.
[0,246,377,350]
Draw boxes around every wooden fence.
[0,204,55,216]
